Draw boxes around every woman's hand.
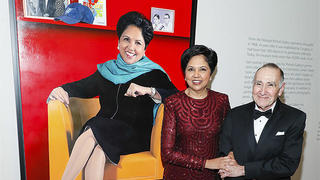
[205,156,232,170]
[227,151,235,160]
[218,151,245,178]
[124,83,152,97]
[48,87,69,107]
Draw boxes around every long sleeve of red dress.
[161,90,230,180]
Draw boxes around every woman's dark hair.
[181,45,217,75]
[116,11,154,48]
[153,14,160,19]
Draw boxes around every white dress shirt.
[254,102,276,143]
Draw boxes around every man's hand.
[219,164,245,178]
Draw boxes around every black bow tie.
[253,109,272,120]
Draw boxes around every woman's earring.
[117,45,119,50]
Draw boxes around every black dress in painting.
[62,69,175,164]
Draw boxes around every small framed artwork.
[151,7,175,33]
[78,0,107,26]
[23,0,70,19]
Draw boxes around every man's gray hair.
[254,63,284,87]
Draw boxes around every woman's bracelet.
[150,87,156,97]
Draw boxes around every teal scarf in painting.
[97,54,168,124]
[97,54,167,84]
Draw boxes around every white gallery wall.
[0,0,21,179]
[195,0,319,179]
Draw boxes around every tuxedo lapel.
[244,103,257,155]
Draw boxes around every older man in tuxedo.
[219,63,306,180]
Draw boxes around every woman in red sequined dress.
[161,45,232,179]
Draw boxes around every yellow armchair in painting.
[48,97,164,180]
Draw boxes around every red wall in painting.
[15,0,192,179]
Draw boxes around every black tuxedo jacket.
[219,99,306,180]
